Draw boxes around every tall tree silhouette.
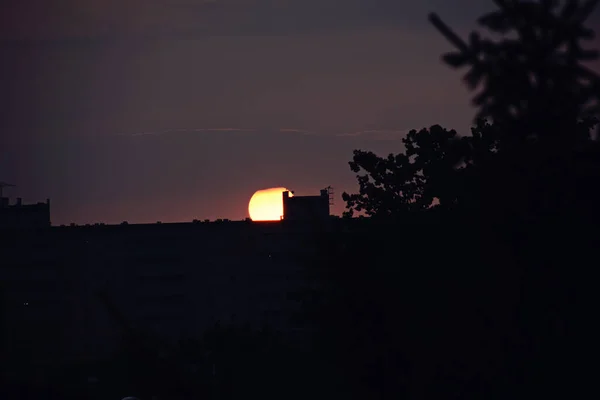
[328,2,600,398]
[430,0,600,219]
[428,2,600,396]
[429,0,600,146]
[343,1,600,219]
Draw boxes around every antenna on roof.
[0,182,16,198]
[327,186,334,206]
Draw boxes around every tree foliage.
[430,0,600,144]
[342,120,501,217]
[344,0,600,219]
[330,2,600,397]
[341,125,456,217]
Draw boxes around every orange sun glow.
[248,187,293,221]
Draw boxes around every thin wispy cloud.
[122,127,256,137]
[121,127,319,138]
[336,129,411,141]
[122,127,409,139]
[279,128,314,134]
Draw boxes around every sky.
[1,0,599,225]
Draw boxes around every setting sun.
[248,187,293,221]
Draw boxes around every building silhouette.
[0,196,51,230]
[282,187,332,221]
[0,188,343,371]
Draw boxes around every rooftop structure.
[282,187,332,221]
[0,183,51,229]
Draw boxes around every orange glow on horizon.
[248,187,293,221]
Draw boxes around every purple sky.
[1,1,599,225]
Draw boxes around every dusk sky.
[2,1,599,225]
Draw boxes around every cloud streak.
[336,129,411,141]
[123,127,257,137]
[122,127,319,138]
[121,127,409,140]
